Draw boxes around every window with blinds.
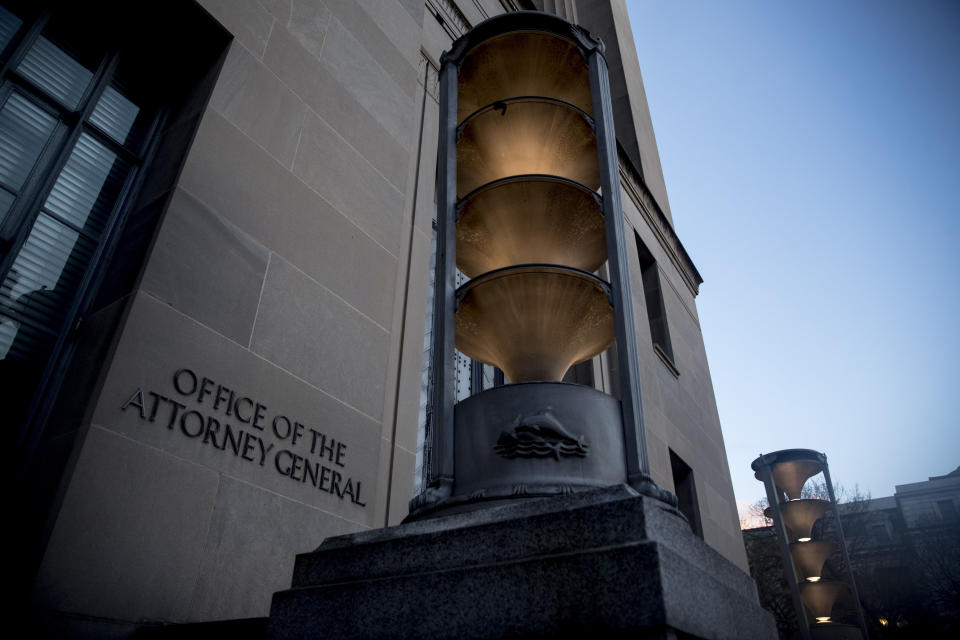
[0,2,161,440]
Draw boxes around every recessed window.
[670,449,703,538]
[635,232,675,367]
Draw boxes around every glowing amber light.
[457,99,600,198]
[791,540,838,583]
[452,23,611,388]
[816,617,831,623]
[455,266,614,382]
[456,176,605,278]
[458,31,593,122]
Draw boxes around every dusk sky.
[626,0,960,520]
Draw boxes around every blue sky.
[625,0,960,516]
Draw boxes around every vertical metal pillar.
[587,48,652,490]
[426,59,458,498]
[757,456,813,640]
[823,462,870,639]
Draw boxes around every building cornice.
[428,1,557,42]
[618,146,703,297]
[427,0,472,39]
[503,0,538,11]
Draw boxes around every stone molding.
[471,1,490,20]
[618,146,704,297]
[427,0,472,38]
[501,0,536,12]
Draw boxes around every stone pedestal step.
[268,486,777,640]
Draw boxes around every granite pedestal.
[267,485,777,639]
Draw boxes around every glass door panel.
[89,84,144,149]
[43,133,130,235]
[0,92,56,190]
[16,35,94,110]
[0,211,95,330]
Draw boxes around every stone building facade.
[6,0,746,633]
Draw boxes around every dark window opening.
[670,449,703,538]
[634,233,674,366]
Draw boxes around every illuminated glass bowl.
[457,98,599,198]
[455,265,614,382]
[457,31,593,123]
[456,175,605,278]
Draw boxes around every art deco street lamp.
[753,449,870,640]
[409,11,670,518]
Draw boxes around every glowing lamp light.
[765,499,830,543]
[457,31,593,123]
[457,98,600,198]
[455,266,614,382]
[791,540,838,583]
[451,26,614,387]
[456,176,606,278]
[801,581,848,625]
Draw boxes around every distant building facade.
[6,0,747,634]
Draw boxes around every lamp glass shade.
[791,541,838,581]
[765,499,830,542]
[457,99,599,198]
[455,265,614,382]
[457,31,592,123]
[801,581,848,621]
[771,459,824,500]
[456,176,605,278]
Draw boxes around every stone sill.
[654,343,680,378]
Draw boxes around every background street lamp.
[754,449,870,639]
